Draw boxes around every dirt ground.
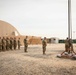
[0,44,76,75]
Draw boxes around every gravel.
[0,44,76,75]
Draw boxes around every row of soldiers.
[0,37,21,52]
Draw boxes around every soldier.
[13,37,17,50]
[24,36,28,52]
[61,37,70,55]
[69,38,76,54]
[42,37,47,55]
[6,37,10,50]
[18,38,21,50]
[2,37,6,51]
[61,38,76,55]
[10,37,13,50]
[65,37,70,52]
[0,37,2,51]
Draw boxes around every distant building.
[0,20,20,37]
[47,37,59,44]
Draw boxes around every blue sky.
[0,0,76,39]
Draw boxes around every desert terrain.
[0,44,76,75]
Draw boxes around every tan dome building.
[0,20,20,37]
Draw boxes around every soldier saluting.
[24,36,28,52]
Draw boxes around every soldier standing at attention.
[10,37,12,50]
[13,37,17,50]
[42,37,47,55]
[6,37,10,50]
[2,37,6,51]
[24,36,28,52]
[0,37,2,51]
[18,38,21,50]
[12,38,14,50]
[10,37,14,50]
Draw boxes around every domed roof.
[0,20,20,37]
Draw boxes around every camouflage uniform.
[24,37,28,52]
[65,38,70,52]
[18,38,21,50]
[0,37,2,51]
[10,38,13,50]
[13,38,17,50]
[42,37,47,55]
[6,38,10,50]
[2,37,6,51]
[68,39,74,53]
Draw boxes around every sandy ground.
[0,44,76,75]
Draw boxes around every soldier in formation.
[24,36,28,52]
[42,37,47,55]
[13,37,17,50]
[10,37,13,50]
[6,37,10,50]
[18,38,21,50]
[0,37,21,52]
[0,37,2,51]
[2,37,6,51]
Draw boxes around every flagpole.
[68,0,72,39]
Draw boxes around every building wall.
[16,35,42,46]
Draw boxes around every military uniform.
[65,38,69,52]
[18,38,21,50]
[42,37,47,55]
[2,37,6,51]
[69,39,74,53]
[0,37,2,51]
[10,38,13,50]
[13,38,17,50]
[24,37,28,52]
[6,38,10,50]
